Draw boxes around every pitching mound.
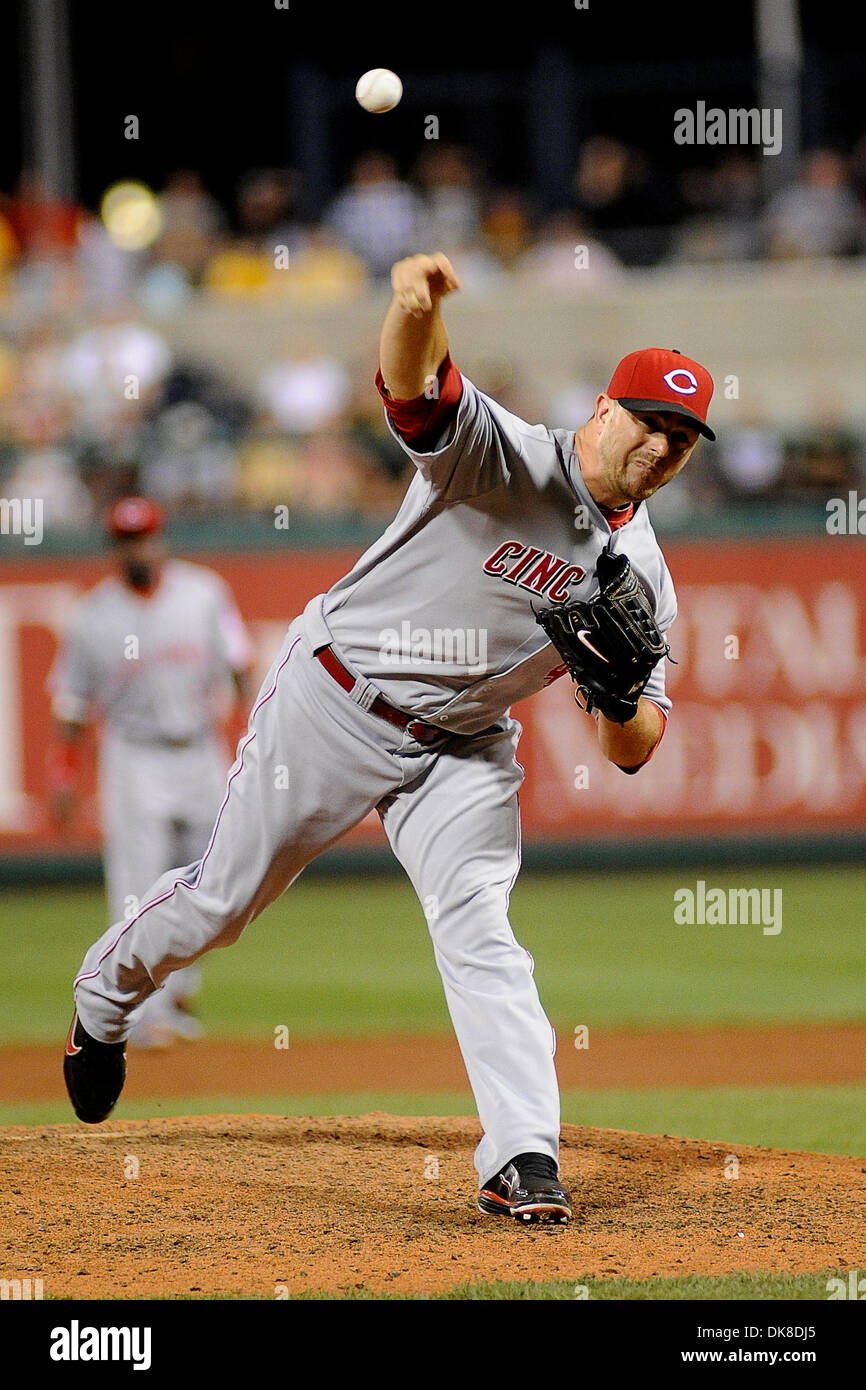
[1,1114,863,1298]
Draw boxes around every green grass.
[0,1090,475,1127]
[3,1084,862,1155]
[2,867,865,1042]
[559,1085,866,1156]
[287,1270,844,1300]
[40,1270,849,1300]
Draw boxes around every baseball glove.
[535,544,671,724]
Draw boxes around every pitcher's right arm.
[379,253,461,400]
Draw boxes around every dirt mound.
[1,1114,863,1298]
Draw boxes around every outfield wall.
[2,537,865,870]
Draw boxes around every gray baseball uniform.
[72,373,675,1180]
[52,559,252,1039]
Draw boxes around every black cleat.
[63,1012,126,1123]
[478,1152,572,1225]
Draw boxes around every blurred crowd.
[1,137,865,532]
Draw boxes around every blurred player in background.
[48,496,254,1046]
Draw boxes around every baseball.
[355,68,403,113]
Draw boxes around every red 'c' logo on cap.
[663,368,698,395]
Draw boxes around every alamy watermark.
[674,102,782,157]
[826,492,866,535]
[1,1276,44,1299]
[674,880,782,935]
[827,1270,866,1299]
[379,622,487,669]
[0,497,43,545]
[49,1322,152,1369]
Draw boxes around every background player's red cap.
[106,496,165,538]
[607,347,715,441]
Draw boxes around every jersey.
[305,370,677,737]
[49,559,253,743]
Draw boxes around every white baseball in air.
[355,68,403,113]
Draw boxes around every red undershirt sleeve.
[46,738,82,793]
[375,353,463,453]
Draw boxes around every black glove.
[534,544,671,724]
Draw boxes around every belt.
[143,733,207,745]
[117,731,208,749]
[316,646,446,745]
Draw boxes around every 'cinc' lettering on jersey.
[483,542,585,602]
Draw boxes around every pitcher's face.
[596,397,700,504]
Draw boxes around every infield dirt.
[3,1023,865,1102]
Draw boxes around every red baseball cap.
[607,347,715,441]
[106,496,165,538]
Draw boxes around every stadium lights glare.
[100,181,163,251]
